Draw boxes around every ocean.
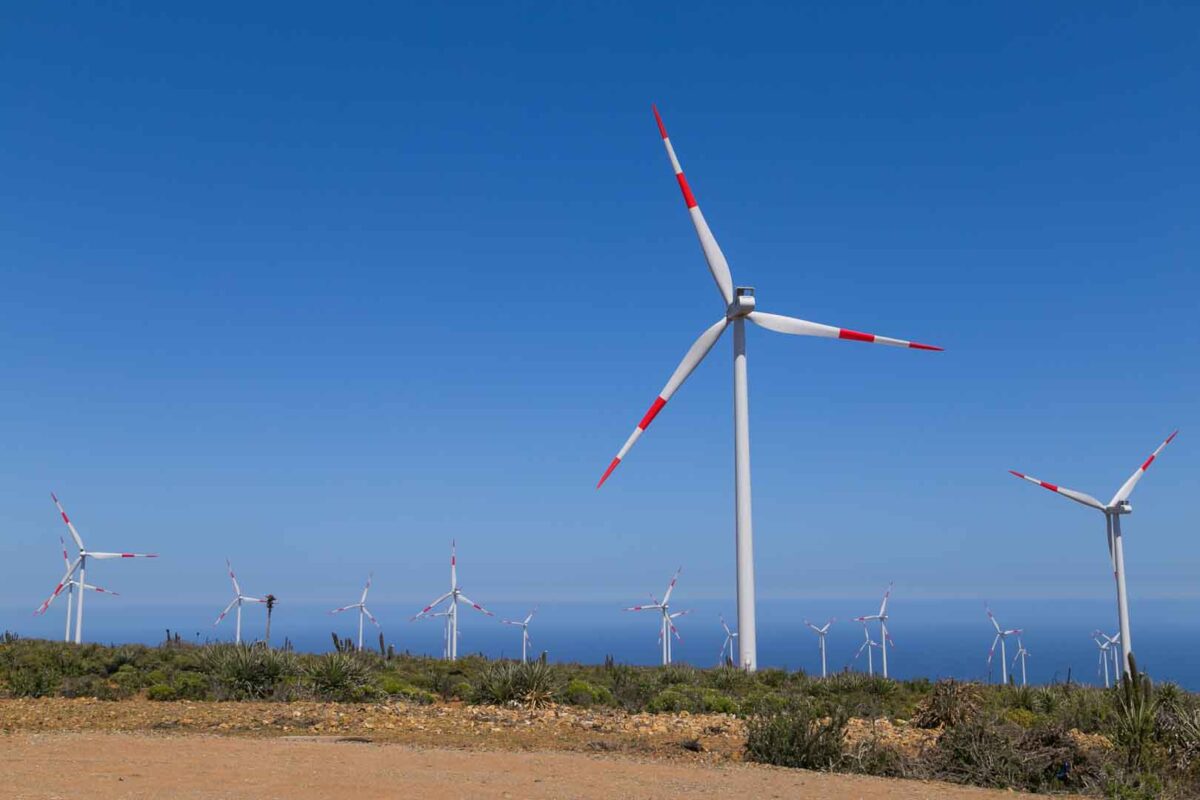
[7,598,1197,689]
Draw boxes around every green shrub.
[647,687,691,713]
[563,679,613,707]
[201,644,297,700]
[146,683,174,701]
[745,701,848,770]
[304,652,376,702]
[378,676,437,704]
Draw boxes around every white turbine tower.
[329,574,380,651]
[410,541,493,661]
[854,584,894,678]
[34,536,119,641]
[717,615,738,667]
[1009,431,1177,677]
[597,106,942,672]
[40,493,157,644]
[214,560,265,644]
[986,605,1022,685]
[1011,637,1031,687]
[501,609,537,663]
[853,620,881,676]
[804,617,835,678]
[624,568,691,666]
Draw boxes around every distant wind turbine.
[411,541,493,661]
[214,560,266,644]
[853,620,880,676]
[718,615,738,667]
[37,493,157,644]
[624,568,690,665]
[34,536,119,641]
[1009,431,1177,677]
[986,605,1022,685]
[1011,637,1030,687]
[804,617,835,678]
[501,608,537,663]
[854,583,894,678]
[329,574,380,651]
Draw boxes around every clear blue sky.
[1,3,1196,625]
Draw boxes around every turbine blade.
[1110,430,1178,506]
[661,567,682,605]
[51,493,85,550]
[226,559,242,596]
[87,552,158,559]
[987,634,1000,665]
[748,311,942,351]
[986,605,1001,633]
[34,557,81,615]
[879,582,893,616]
[329,604,359,615]
[411,592,452,621]
[457,593,494,616]
[82,583,118,596]
[360,573,373,604]
[597,319,729,488]
[1008,470,1105,511]
[60,536,71,569]
[363,606,380,627]
[214,598,238,625]
[651,105,734,305]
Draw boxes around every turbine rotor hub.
[727,286,756,318]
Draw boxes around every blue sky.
[1,2,1197,635]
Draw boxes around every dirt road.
[3,732,1058,800]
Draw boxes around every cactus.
[1115,653,1159,770]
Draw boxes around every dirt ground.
[3,732,1061,800]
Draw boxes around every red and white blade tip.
[838,327,943,351]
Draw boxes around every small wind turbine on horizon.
[853,620,881,676]
[1093,631,1121,688]
[34,536,119,642]
[854,583,894,678]
[411,541,493,661]
[595,105,943,672]
[1011,637,1031,687]
[1009,430,1178,678]
[804,617,835,678]
[718,615,738,667]
[624,568,691,666]
[214,560,266,644]
[501,608,537,663]
[329,574,380,651]
[35,493,158,644]
[986,605,1022,685]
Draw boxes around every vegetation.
[2,635,1199,796]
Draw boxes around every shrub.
[146,683,174,701]
[912,679,980,729]
[647,688,691,713]
[472,661,559,707]
[305,652,376,702]
[745,701,848,770]
[1114,655,1160,772]
[201,644,297,700]
[378,676,437,704]
[563,679,613,707]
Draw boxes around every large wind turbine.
[624,568,691,666]
[34,536,119,641]
[855,584,894,678]
[501,608,537,663]
[596,106,942,671]
[411,541,493,661]
[329,574,380,652]
[1010,431,1177,677]
[214,560,265,644]
[804,617,835,678]
[986,605,1022,685]
[40,493,157,644]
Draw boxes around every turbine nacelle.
[1111,500,1132,515]
[726,286,756,319]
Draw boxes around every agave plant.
[1114,653,1159,771]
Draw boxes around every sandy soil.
[3,732,1060,800]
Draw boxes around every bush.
[305,652,376,702]
[912,679,980,729]
[745,701,848,770]
[378,676,437,704]
[201,644,297,700]
[563,679,613,707]
[472,660,559,707]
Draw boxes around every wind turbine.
[986,605,1022,685]
[1093,630,1121,687]
[501,608,537,663]
[214,560,265,644]
[854,584,894,678]
[40,493,157,644]
[410,541,493,661]
[624,568,691,665]
[596,106,942,672]
[1011,637,1030,687]
[34,536,119,641]
[718,614,738,667]
[853,620,880,676]
[329,574,380,651]
[1009,431,1177,677]
[804,617,835,678]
